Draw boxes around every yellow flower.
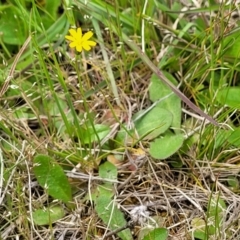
[65,27,96,52]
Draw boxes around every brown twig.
[122,35,219,126]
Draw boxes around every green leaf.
[33,155,72,203]
[214,129,232,149]
[13,107,35,119]
[192,198,226,238]
[116,107,172,146]
[45,0,61,17]
[216,87,240,109]
[228,128,240,147]
[227,176,239,190]
[191,217,206,240]
[40,0,62,29]
[95,162,132,240]
[49,98,68,116]
[149,133,184,159]
[143,228,168,240]
[82,124,111,144]
[223,31,240,59]
[149,72,181,131]
[0,5,28,45]
[33,205,65,226]
[99,161,118,180]
[208,197,226,218]
[207,197,226,235]
[134,107,173,140]
[95,193,132,239]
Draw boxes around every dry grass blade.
[0,36,31,98]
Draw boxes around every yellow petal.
[82,31,93,41]
[86,40,96,46]
[69,29,78,38]
[76,28,82,39]
[76,44,83,52]
[82,43,91,51]
[69,42,77,48]
[65,35,75,41]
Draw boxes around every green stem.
[92,19,121,106]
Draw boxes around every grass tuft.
[1,0,240,239]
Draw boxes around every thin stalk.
[92,18,121,106]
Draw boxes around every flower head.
[65,27,96,53]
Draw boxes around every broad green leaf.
[216,87,240,109]
[7,81,37,98]
[227,128,240,147]
[192,198,226,238]
[223,31,240,59]
[138,215,167,240]
[13,107,35,119]
[227,176,239,191]
[207,197,226,235]
[95,162,132,240]
[49,98,68,116]
[143,228,168,240]
[99,161,118,180]
[208,197,226,218]
[214,129,232,149]
[84,162,118,202]
[0,5,28,45]
[149,72,181,130]
[115,127,136,146]
[82,124,111,144]
[45,0,61,17]
[191,217,206,240]
[32,205,65,226]
[149,133,184,159]
[116,107,172,146]
[33,155,72,203]
[95,193,132,240]
[134,107,173,140]
[40,0,62,29]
